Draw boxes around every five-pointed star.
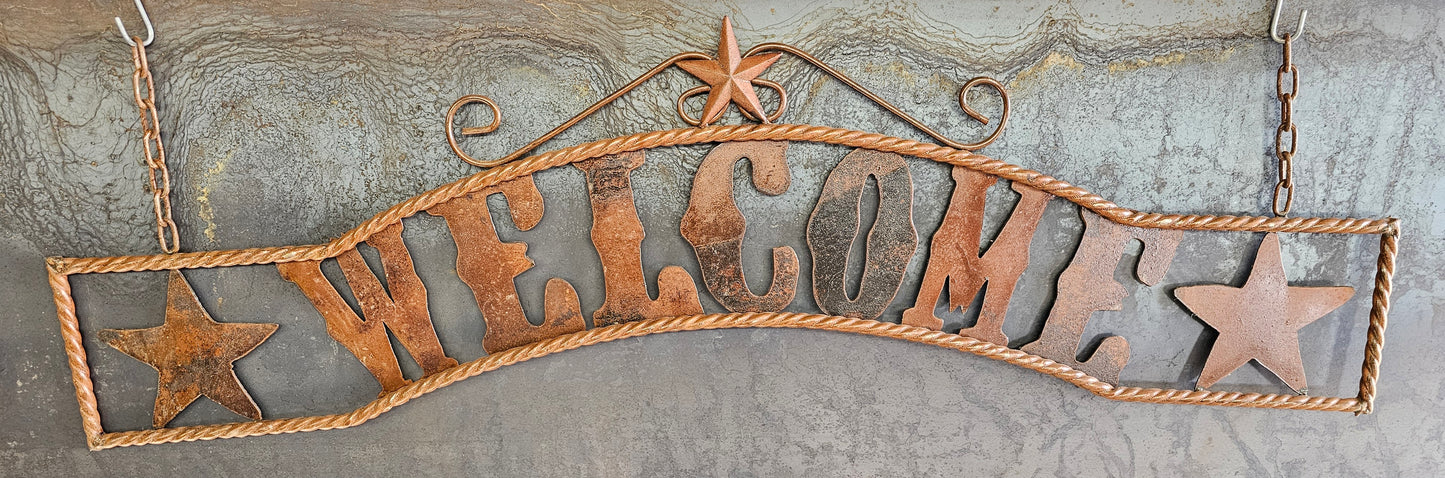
[100,270,279,428]
[677,16,782,126]
[1175,233,1353,393]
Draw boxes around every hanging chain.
[1272,33,1299,217]
[129,37,180,253]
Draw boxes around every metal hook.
[115,0,155,47]
[1270,0,1307,43]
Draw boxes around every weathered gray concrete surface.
[1,0,1442,475]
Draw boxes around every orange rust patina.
[277,222,458,393]
[100,271,277,428]
[46,14,1400,451]
[681,141,799,313]
[576,151,704,327]
[428,176,587,354]
[900,166,1051,346]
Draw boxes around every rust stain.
[1009,51,1084,90]
[1109,51,1186,73]
[1106,47,1236,74]
[573,81,593,99]
[864,61,920,86]
[196,150,232,244]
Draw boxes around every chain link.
[1272,34,1299,217]
[129,37,180,253]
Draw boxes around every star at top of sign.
[99,270,278,428]
[1175,234,1353,393]
[677,17,782,126]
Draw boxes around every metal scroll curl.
[444,18,1009,168]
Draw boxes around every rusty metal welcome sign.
[48,18,1397,449]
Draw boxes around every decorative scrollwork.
[744,43,1011,152]
[444,95,502,167]
[956,77,1010,150]
[676,79,787,127]
[444,20,1012,169]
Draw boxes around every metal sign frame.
[48,17,1398,450]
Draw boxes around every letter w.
[277,222,457,394]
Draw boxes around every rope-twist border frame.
[45,125,1399,450]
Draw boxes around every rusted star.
[1175,233,1353,393]
[100,270,279,428]
[677,17,782,126]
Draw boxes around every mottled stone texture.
[1,0,1442,475]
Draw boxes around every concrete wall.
[1,0,1441,475]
